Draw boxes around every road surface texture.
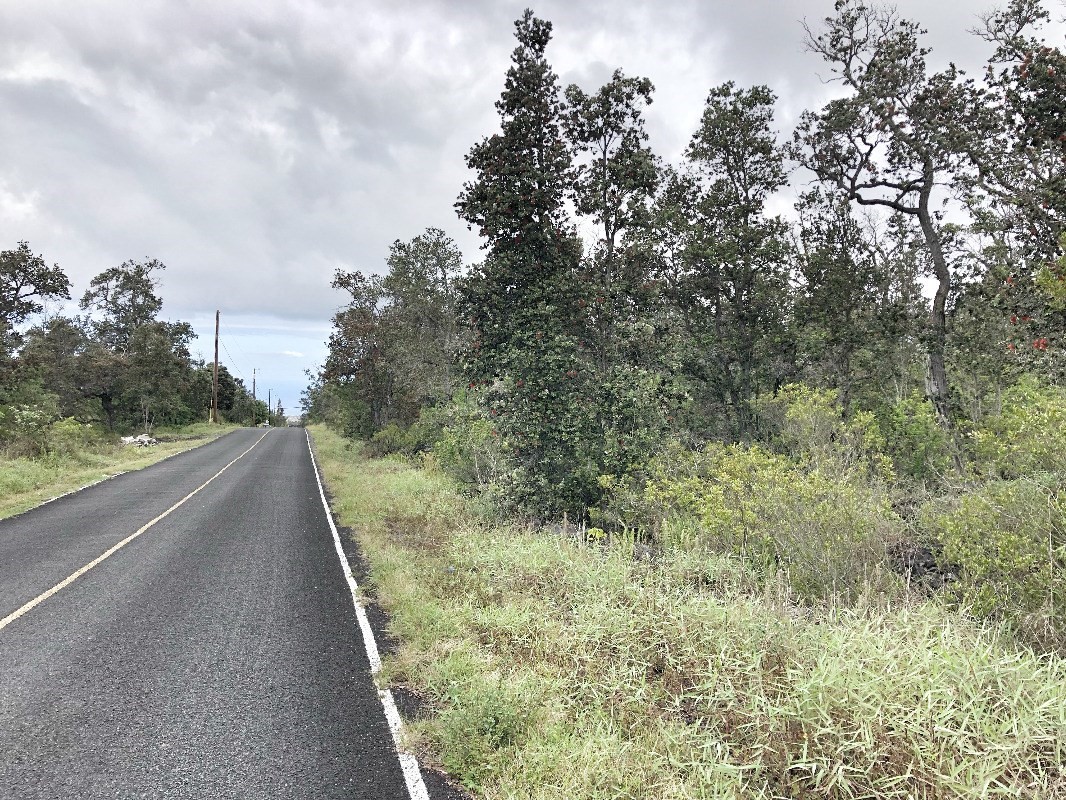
[0,428,455,800]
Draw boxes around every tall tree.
[324,270,389,435]
[455,10,591,517]
[455,9,581,380]
[77,259,197,430]
[969,0,1065,258]
[676,82,793,438]
[564,69,660,367]
[793,190,882,408]
[0,242,70,384]
[379,228,464,411]
[0,242,70,329]
[16,317,94,419]
[962,1,1066,374]
[794,0,975,433]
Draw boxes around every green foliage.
[0,241,70,328]
[313,426,1066,799]
[921,475,1065,648]
[619,441,900,601]
[0,401,58,457]
[795,0,978,428]
[878,392,954,483]
[366,413,445,459]
[79,259,166,353]
[429,392,508,493]
[321,230,466,434]
[755,384,894,482]
[970,378,1066,478]
[671,82,793,437]
[1036,237,1066,309]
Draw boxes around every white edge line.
[305,429,430,800]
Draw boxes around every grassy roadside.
[0,423,240,521]
[309,424,1066,799]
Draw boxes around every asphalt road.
[0,428,442,799]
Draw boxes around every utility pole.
[211,310,220,424]
[252,368,257,427]
[268,389,272,426]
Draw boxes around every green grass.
[0,423,240,520]
[309,425,1066,799]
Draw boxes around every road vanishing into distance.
[0,428,451,800]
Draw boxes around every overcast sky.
[2,0,1062,410]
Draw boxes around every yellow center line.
[0,430,271,633]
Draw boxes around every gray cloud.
[2,0,1062,404]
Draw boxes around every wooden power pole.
[211,310,220,424]
[252,368,257,426]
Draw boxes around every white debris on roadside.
[121,434,159,447]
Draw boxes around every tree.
[123,321,196,432]
[77,258,198,431]
[455,10,581,379]
[323,270,389,435]
[968,0,1065,258]
[794,190,881,408]
[16,317,95,419]
[379,228,465,411]
[79,259,165,352]
[0,242,70,328]
[0,242,71,386]
[455,10,593,518]
[960,1,1066,377]
[561,69,676,485]
[794,0,975,433]
[675,82,793,438]
[322,229,466,433]
[564,69,659,295]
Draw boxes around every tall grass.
[310,425,1066,799]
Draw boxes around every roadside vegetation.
[0,421,238,520]
[304,2,1066,796]
[1,239,284,519]
[312,425,1066,799]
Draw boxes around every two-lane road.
[0,428,426,799]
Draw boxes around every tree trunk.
[916,174,953,429]
[916,171,964,472]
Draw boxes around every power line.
[218,338,246,382]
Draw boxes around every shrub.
[921,475,1065,649]
[970,378,1066,478]
[624,442,902,601]
[755,384,894,483]
[429,391,508,491]
[367,420,432,458]
[0,400,59,457]
[878,392,953,484]
[44,417,105,459]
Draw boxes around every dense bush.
[969,379,1066,479]
[1,401,109,460]
[611,441,902,601]
[921,475,1065,649]
[755,384,894,482]
[877,392,954,484]
[428,392,508,492]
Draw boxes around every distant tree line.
[1,248,267,451]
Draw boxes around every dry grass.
[310,425,1066,799]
